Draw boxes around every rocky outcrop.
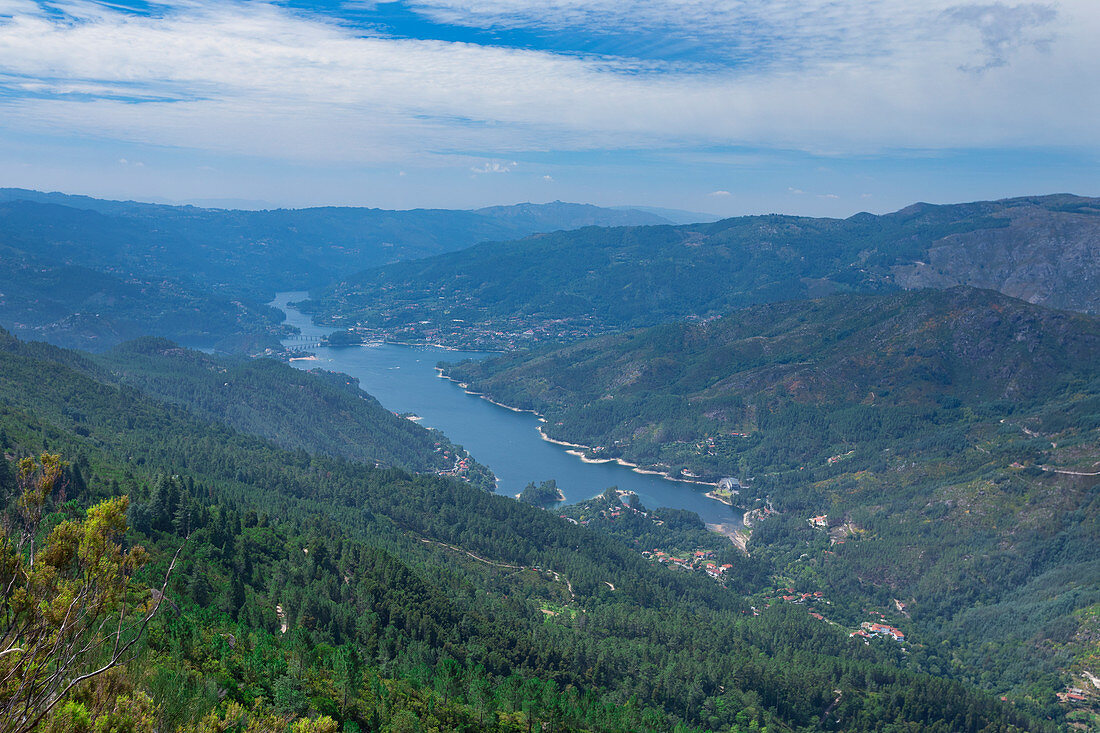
[892,197,1100,314]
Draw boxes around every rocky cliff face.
[892,197,1100,314]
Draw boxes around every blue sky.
[0,0,1096,216]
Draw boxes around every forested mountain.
[304,194,1100,349]
[446,287,1100,475]
[83,337,490,484]
[445,287,1100,719]
[0,326,1050,730]
[0,190,668,352]
[0,241,287,353]
[0,191,670,299]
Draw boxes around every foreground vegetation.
[0,325,1051,731]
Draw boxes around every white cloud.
[471,161,518,173]
[788,187,805,194]
[943,3,1058,71]
[406,0,1061,71]
[542,174,554,181]
[708,189,731,196]
[0,0,1094,169]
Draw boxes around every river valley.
[273,292,742,528]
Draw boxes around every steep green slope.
[446,287,1100,476]
[305,194,1100,348]
[445,287,1100,713]
[0,327,1047,731]
[85,337,490,484]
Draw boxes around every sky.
[0,0,1096,216]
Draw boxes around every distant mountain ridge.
[0,188,670,351]
[304,193,1100,347]
[473,200,673,228]
[888,195,1100,313]
[610,204,721,224]
[0,189,673,300]
[0,187,673,223]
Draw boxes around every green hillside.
[304,194,1100,349]
[0,242,287,352]
[86,337,492,486]
[445,287,1100,475]
[0,327,1050,731]
[444,287,1100,718]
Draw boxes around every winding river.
[273,292,741,528]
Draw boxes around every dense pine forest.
[446,287,1100,726]
[87,337,493,486]
[0,326,1057,731]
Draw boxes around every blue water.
[273,293,740,527]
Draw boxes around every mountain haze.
[305,194,1100,348]
[0,189,669,351]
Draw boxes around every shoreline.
[274,304,744,535]
[513,488,567,504]
[565,449,615,464]
[705,522,751,555]
[381,338,506,354]
[704,491,735,507]
[536,425,718,488]
[435,366,719,491]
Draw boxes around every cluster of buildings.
[642,549,734,581]
[778,590,826,604]
[851,622,905,642]
[742,504,777,528]
[431,443,476,481]
[751,588,909,647]
[826,449,856,465]
[334,310,610,350]
[748,588,828,618]
[573,497,650,526]
[697,434,750,459]
[1056,688,1090,704]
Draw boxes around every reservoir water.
[273,292,741,528]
